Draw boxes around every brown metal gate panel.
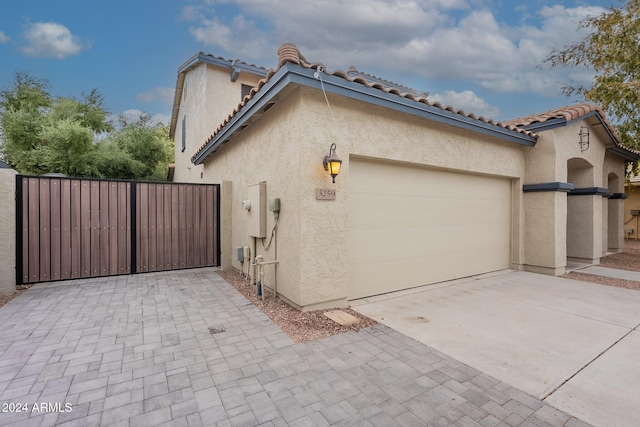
[16,176,220,285]
[135,182,218,274]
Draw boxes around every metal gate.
[16,176,220,284]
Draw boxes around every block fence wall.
[0,168,17,295]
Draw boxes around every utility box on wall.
[246,181,266,238]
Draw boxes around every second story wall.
[173,62,264,183]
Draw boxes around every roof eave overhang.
[521,110,639,161]
[192,63,538,165]
[569,111,639,161]
[169,72,186,138]
[607,146,640,161]
[192,65,292,165]
[519,118,567,133]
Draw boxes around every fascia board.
[566,110,622,146]
[285,65,537,146]
[607,146,640,161]
[192,62,538,165]
[192,66,291,165]
[520,118,567,132]
[567,111,639,160]
[180,53,268,77]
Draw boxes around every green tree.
[36,118,99,177]
[96,114,173,180]
[546,0,640,150]
[0,73,51,168]
[0,72,51,113]
[0,72,112,175]
[48,90,113,134]
[0,72,173,180]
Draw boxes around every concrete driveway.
[0,268,586,426]
[352,270,640,427]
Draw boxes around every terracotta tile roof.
[274,44,536,137]
[506,103,607,128]
[191,43,537,163]
[180,51,269,75]
[506,103,640,159]
[346,66,429,98]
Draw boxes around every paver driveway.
[0,268,585,426]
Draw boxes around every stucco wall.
[173,64,263,183]
[201,89,304,307]
[0,168,17,295]
[523,118,627,271]
[523,191,567,274]
[191,74,629,308]
[294,87,527,308]
[525,118,621,186]
[173,64,206,183]
[200,84,529,310]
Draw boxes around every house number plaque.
[316,188,336,200]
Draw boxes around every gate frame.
[16,175,221,285]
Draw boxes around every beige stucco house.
[169,43,639,311]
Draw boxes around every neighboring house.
[169,43,639,311]
[626,175,640,239]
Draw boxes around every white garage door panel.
[349,160,511,300]
[353,194,509,226]
[350,222,510,261]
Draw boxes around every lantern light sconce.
[579,126,590,152]
[323,143,342,183]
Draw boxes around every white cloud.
[0,31,9,44]
[181,5,203,21]
[151,113,171,126]
[19,22,85,59]
[429,90,500,119]
[185,0,452,65]
[117,109,170,126]
[136,87,175,104]
[189,15,272,59]
[183,1,604,98]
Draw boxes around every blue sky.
[0,0,617,126]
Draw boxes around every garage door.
[348,160,511,299]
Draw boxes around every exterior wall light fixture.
[323,143,342,183]
[579,126,590,152]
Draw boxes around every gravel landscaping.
[216,269,377,343]
[563,239,640,290]
[222,241,640,343]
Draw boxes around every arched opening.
[607,172,622,251]
[566,158,596,261]
[567,158,593,187]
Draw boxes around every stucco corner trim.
[568,187,609,196]
[522,182,574,193]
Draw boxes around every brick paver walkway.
[0,268,588,426]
